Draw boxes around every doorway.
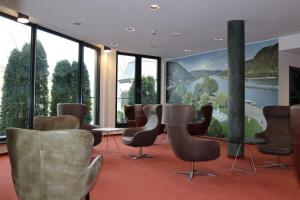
[289,66,300,105]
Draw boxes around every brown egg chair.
[57,103,102,146]
[255,106,293,168]
[122,104,162,159]
[290,105,300,181]
[164,104,220,180]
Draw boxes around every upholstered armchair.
[188,104,213,136]
[164,104,220,180]
[33,115,80,130]
[290,105,300,181]
[255,106,293,168]
[57,103,102,146]
[122,104,162,159]
[6,128,102,200]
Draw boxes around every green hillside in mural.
[220,43,278,78]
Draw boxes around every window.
[0,13,101,136]
[83,46,99,124]
[35,30,79,117]
[116,52,160,126]
[116,55,136,124]
[0,16,31,135]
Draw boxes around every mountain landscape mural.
[166,39,278,138]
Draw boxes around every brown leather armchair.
[188,104,213,136]
[6,128,102,200]
[122,104,162,159]
[290,105,300,181]
[57,103,102,146]
[33,115,80,130]
[255,106,293,168]
[164,104,220,180]
[124,105,136,127]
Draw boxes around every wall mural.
[166,39,278,138]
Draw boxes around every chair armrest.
[82,123,99,131]
[85,155,102,195]
[255,132,266,139]
[123,127,144,137]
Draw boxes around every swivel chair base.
[176,162,215,180]
[129,147,153,160]
[261,155,292,169]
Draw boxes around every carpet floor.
[0,135,299,200]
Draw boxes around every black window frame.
[0,11,101,128]
[115,51,161,127]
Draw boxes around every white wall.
[99,49,116,127]
[279,33,300,51]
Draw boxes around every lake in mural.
[166,39,278,138]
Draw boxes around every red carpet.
[1,135,299,200]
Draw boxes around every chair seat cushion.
[122,136,133,145]
[257,144,293,155]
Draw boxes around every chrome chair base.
[260,155,292,169]
[129,153,153,160]
[260,163,290,169]
[129,147,153,160]
[176,171,215,180]
[176,162,215,180]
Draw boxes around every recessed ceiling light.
[172,32,182,37]
[111,43,119,47]
[214,37,223,41]
[149,4,160,11]
[73,22,82,26]
[17,13,29,24]
[126,26,136,31]
[184,49,192,52]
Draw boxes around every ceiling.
[1,0,300,58]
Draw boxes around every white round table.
[93,128,125,154]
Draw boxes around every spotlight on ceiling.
[214,37,224,41]
[126,26,136,32]
[149,4,160,11]
[73,22,82,26]
[184,49,192,52]
[111,43,119,47]
[104,46,111,54]
[17,13,29,24]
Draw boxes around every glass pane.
[0,16,31,135]
[36,30,79,116]
[83,47,97,124]
[141,58,158,104]
[117,55,135,123]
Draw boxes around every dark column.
[227,20,245,157]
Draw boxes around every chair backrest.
[124,105,136,127]
[188,104,213,136]
[143,104,162,135]
[262,106,292,145]
[57,103,87,129]
[290,105,300,182]
[135,104,147,127]
[33,115,80,131]
[124,105,135,120]
[164,104,220,162]
[6,128,94,199]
